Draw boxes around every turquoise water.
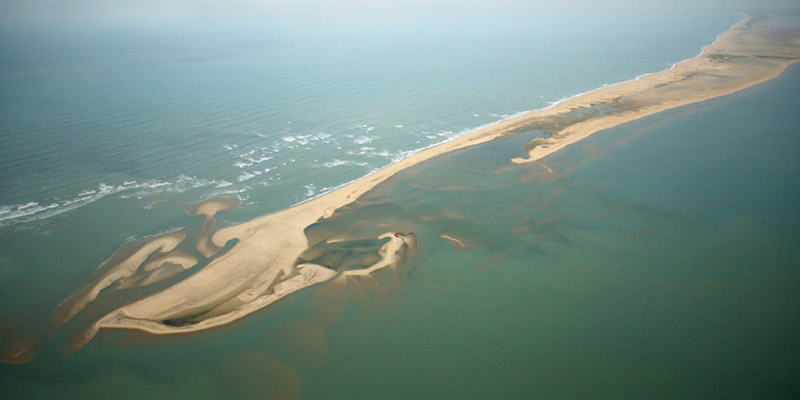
[5,11,799,400]
[0,13,738,227]
[0,11,739,355]
[3,58,797,400]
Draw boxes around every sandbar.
[60,15,800,340]
[53,230,191,329]
[439,234,468,249]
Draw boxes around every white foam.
[353,136,374,145]
[321,159,348,168]
[237,172,256,182]
[210,187,248,196]
[304,184,317,197]
[319,159,371,168]
[17,202,39,210]
[371,150,392,158]
[236,153,274,168]
[0,173,228,226]
[0,202,58,223]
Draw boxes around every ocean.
[4,10,798,399]
[0,13,739,227]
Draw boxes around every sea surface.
[4,11,799,399]
[0,13,739,227]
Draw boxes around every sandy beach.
[56,15,800,340]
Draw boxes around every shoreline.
[511,17,800,164]
[51,15,800,340]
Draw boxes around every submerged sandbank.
[37,15,800,350]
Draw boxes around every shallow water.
[292,63,800,399]
[3,12,798,400]
[3,57,798,400]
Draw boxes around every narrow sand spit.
[511,17,800,163]
[49,16,799,344]
[52,230,191,330]
[439,234,469,249]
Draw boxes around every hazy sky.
[2,0,798,22]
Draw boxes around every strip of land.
[510,16,800,163]
[61,16,800,339]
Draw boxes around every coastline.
[47,15,800,342]
[511,17,800,163]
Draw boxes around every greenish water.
[3,61,799,399]
[296,64,800,399]
[0,15,741,366]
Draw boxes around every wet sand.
[343,233,414,277]
[187,197,240,257]
[57,15,800,340]
[439,234,468,249]
[52,230,191,329]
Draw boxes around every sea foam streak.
[0,176,217,227]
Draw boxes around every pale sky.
[1,0,798,21]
